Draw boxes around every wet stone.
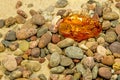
[0,19,5,28]
[5,30,16,41]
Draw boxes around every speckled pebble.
[50,66,65,74]
[102,21,111,30]
[19,40,29,52]
[9,42,18,51]
[103,12,119,20]
[5,30,16,41]
[52,34,61,44]
[29,41,38,49]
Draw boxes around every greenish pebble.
[50,66,65,74]
[19,40,29,51]
[39,74,47,80]
[9,70,22,80]
[92,65,98,79]
[76,63,86,75]
[1,40,11,47]
[118,75,120,80]
[13,49,23,56]
[73,72,81,80]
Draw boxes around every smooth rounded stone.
[9,70,22,79]
[110,74,118,80]
[83,68,92,80]
[31,14,45,25]
[37,24,48,38]
[113,62,120,71]
[48,24,58,33]
[101,55,114,66]
[60,55,73,66]
[76,63,86,75]
[104,31,117,43]
[1,40,12,47]
[85,49,94,57]
[63,69,74,74]
[29,9,38,16]
[15,15,26,24]
[16,1,22,9]
[50,74,59,80]
[97,37,105,44]
[0,19,5,28]
[50,66,65,74]
[62,75,73,80]
[5,17,16,27]
[65,46,83,59]
[102,21,111,30]
[48,43,62,54]
[78,44,88,50]
[55,0,68,8]
[19,40,29,52]
[50,52,60,67]
[86,41,98,49]
[2,55,17,71]
[92,65,98,79]
[38,31,52,48]
[52,34,61,44]
[21,60,41,72]
[38,74,47,80]
[0,42,5,52]
[97,45,107,56]
[73,72,81,80]
[95,4,103,17]
[29,41,38,49]
[9,42,18,51]
[40,49,46,58]
[13,49,24,56]
[111,20,119,28]
[116,2,120,9]
[5,30,16,41]
[109,41,120,54]
[31,48,40,58]
[82,57,95,69]
[115,24,120,35]
[103,12,119,20]
[98,67,112,79]
[57,38,74,48]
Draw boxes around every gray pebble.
[111,20,119,27]
[40,49,46,58]
[50,66,65,74]
[1,40,12,47]
[0,19,5,28]
[55,0,68,8]
[31,48,40,58]
[65,46,83,59]
[60,55,73,66]
[5,30,16,41]
[103,12,119,20]
[38,74,47,80]
[57,38,74,48]
[50,52,60,67]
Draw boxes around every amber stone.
[59,14,102,42]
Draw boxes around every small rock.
[5,17,16,27]
[37,24,48,37]
[19,40,29,51]
[9,42,18,51]
[83,68,92,80]
[110,74,118,80]
[101,55,114,66]
[49,24,58,33]
[31,48,40,58]
[85,49,94,57]
[15,15,26,24]
[16,1,22,9]
[40,49,46,58]
[50,52,60,67]
[95,5,103,17]
[48,43,62,54]
[13,49,24,56]
[109,41,120,54]
[82,57,95,69]
[105,31,117,43]
[38,31,52,48]
[5,30,16,41]
[29,41,38,49]
[94,53,103,62]
[98,67,112,79]
[0,42,5,52]
[113,62,120,71]
[27,3,33,8]
[17,9,28,18]
[115,24,120,35]
[111,20,119,27]
[78,44,88,50]
[76,63,86,75]
[63,69,74,74]
[97,45,107,56]
[52,34,61,44]
[39,57,46,63]
[0,19,5,28]
[62,75,73,80]
[103,7,112,14]
[92,65,98,79]
[65,46,84,59]
[115,2,120,9]
[97,37,105,44]
[102,21,111,30]
[29,9,38,16]
[1,40,11,47]
[2,55,17,71]
[103,12,119,20]
[38,74,47,80]
[50,74,59,80]
[57,38,74,48]
[9,70,22,79]
[55,0,68,8]
[15,56,23,65]
[60,55,73,66]
[52,16,61,26]
[73,72,81,80]
[50,66,65,74]
[32,14,45,25]
[57,9,70,17]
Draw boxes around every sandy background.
[0,0,119,79]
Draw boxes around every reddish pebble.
[52,34,61,44]
[17,9,28,18]
[15,56,23,65]
[30,36,37,41]
[39,58,46,63]
[115,2,120,9]
[24,49,32,56]
[115,70,120,74]
[29,9,38,16]
[115,24,120,35]
[73,59,80,63]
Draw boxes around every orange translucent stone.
[59,14,102,42]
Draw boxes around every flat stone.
[50,66,65,74]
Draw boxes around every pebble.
[29,9,38,16]
[15,56,23,65]
[97,37,105,44]
[92,65,98,79]
[76,63,86,75]
[111,74,118,80]
[5,30,16,41]
[52,34,61,44]
[39,57,46,63]
[98,67,112,79]
[83,68,92,80]
[15,15,26,24]
[111,20,119,28]
[29,41,38,49]
[16,1,22,9]
[115,2,120,9]
[118,75,120,80]
[5,17,16,27]
[0,42,5,52]
[57,38,74,48]
[85,49,94,57]
[1,40,11,47]
[48,43,62,54]
[62,75,73,80]
[103,12,119,20]
[50,52,60,67]
[0,19,5,28]
[9,70,22,79]
[38,74,47,80]
[65,46,84,59]
[63,69,74,74]
[13,49,24,56]
[55,0,68,8]
[50,66,65,74]
[19,40,29,52]
[82,57,95,69]
[40,49,46,58]
[78,44,88,50]
[115,24,120,35]
[105,31,117,43]
[2,55,17,71]
[50,74,59,80]
[31,48,40,58]
[0,32,2,38]
[17,9,28,18]
[60,55,73,66]
[32,14,45,25]
[109,41,120,54]
[27,3,33,8]
[95,5,103,17]
[37,24,48,38]
[101,55,114,66]
[38,31,52,48]
[102,20,111,30]
[73,72,81,80]
[9,42,18,51]
[97,45,107,56]
[113,62,120,71]
[57,9,70,17]
[49,24,58,33]
[16,27,37,40]
[52,16,61,26]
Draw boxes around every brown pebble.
[30,36,37,41]
[15,56,23,65]
[31,48,40,58]
[29,9,37,16]
[16,1,22,9]
[39,58,46,63]
[27,3,33,8]
[24,49,32,56]
[17,9,28,18]
[9,42,18,51]
[73,59,80,63]
[115,0,120,2]
[5,17,16,27]
[94,53,103,62]
[0,19,5,28]
[115,70,120,74]
[52,34,61,44]
[15,15,26,24]
[115,24,120,35]
[116,2,120,9]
